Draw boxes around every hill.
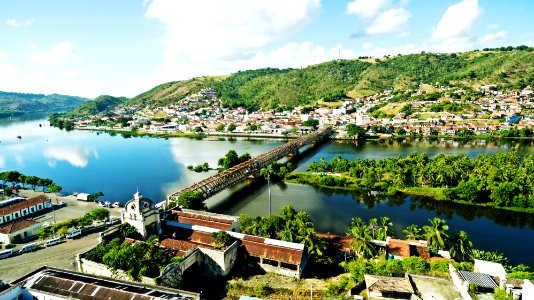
[0,91,88,117]
[120,46,534,111]
[66,95,128,116]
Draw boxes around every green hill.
[122,46,534,111]
[66,95,127,116]
[0,91,88,117]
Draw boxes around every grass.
[377,102,407,115]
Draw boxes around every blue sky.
[0,0,533,98]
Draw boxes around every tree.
[211,231,233,248]
[227,124,236,132]
[90,208,110,221]
[118,223,143,240]
[215,124,225,132]
[349,224,378,258]
[449,230,473,262]
[303,118,319,128]
[346,124,365,139]
[403,224,422,240]
[177,190,206,210]
[377,217,394,240]
[47,184,62,193]
[423,217,449,250]
[260,164,276,217]
[25,176,40,191]
[88,191,105,202]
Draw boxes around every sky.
[0,0,533,98]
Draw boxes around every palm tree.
[423,217,449,250]
[260,164,276,217]
[377,217,394,240]
[403,224,422,240]
[449,230,473,262]
[350,225,377,258]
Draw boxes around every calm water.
[1,117,533,267]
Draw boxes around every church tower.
[121,190,161,239]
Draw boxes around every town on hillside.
[65,84,534,139]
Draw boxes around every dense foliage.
[66,95,127,116]
[303,151,534,210]
[217,150,251,170]
[83,236,181,281]
[167,190,206,210]
[0,91,87,116]
[127,48,534,110]
[0,170,61,192]
[240,205,328,261]
[36,208,110,239]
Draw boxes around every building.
[364,274,415,300]
[386,237,430,261]
[0,195,51,225]
[6,266,200,300]
[0,219,41,244]
[121,190,161,239]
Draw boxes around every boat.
[17,135,21,139]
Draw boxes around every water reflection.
[43,146,99,168]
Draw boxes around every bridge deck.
[164,127,333,207]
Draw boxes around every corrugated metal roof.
[14,267,199,299]
[459,271,498,289]
[169,210,235,230]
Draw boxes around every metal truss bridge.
[164,127,333,207]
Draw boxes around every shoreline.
[74,126,534,142]
[285,172,534,215]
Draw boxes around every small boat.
[17,135,21,139]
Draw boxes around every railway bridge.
[163,127,333,208]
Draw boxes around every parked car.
[112,202,121,208]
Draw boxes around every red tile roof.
[0,219,38,234]
[0,195,50,216]
[241,237,304,265]
[316,232,354,253]
[169,210,235,230]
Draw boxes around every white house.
[0,195,51,225]
[0,219,42,244]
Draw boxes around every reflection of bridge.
[165,127,333,206]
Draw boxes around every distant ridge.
[127,47,534,110]
[0,91,88,117]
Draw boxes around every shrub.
[402,256,428,272]
[430,260,450,272]
[254,283,274,296]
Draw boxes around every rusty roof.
[169,210,234,230]
[0,195,50,216]
[0,219,38,234]
[160,228,218,253]
[11,267,199,300]
[387,238,430,261]
[316,232,354,253]
[241,237,304,265]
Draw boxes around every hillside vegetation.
[66,95,127,116]
[0,91,87,117]
[64,47,531,113]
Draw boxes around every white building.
[0,195,51,225]
[121,190,161,239]
[0,219,41,244]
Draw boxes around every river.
[1,117,533,267]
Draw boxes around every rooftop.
[11,267,200,300]
[0,195,50,217]
[459,271,498,289]
[0,219,38,234]
[364,274,415,294]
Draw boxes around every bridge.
[163,127,333,207]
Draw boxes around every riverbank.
[285,172,534,215]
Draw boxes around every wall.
[77,257,155,286]
[523,279,534,300]
[198,241,238,277]
[159,249,201,289]
[449,263,472,300]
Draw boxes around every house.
[76,193,89,201]
[7,266,200,300]
[473,259,507,288]
[0,195,51,225]
[364,274,414,300]
[0,219,41,244]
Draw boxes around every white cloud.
[6,18,34,27]
[346,0,390,18]
[0,50,5,59]
[526,41,534,47]
[29,42,85,65]
[144,0,320,82]
[43,146,98,168]
[478,31,507,44]
[433,0,480,40]
[0,154,5,169]
[365,8,411,35]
